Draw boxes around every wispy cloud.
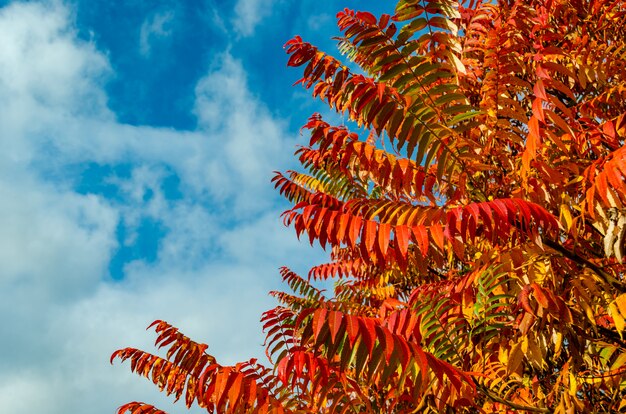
[232,0,275,37]
[306,12,332,31]
[139,10,174,57]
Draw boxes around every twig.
[542,237,626,293]
[477,383,550,413]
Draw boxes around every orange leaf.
[412,225,429,255]
[429,225,444,251]
[533,79,548,100]
[348,215,362,248]
[346,315,360,345]
[329,311,344,343]
[532,98,545,123]
[394,225,410,258]
[313,308,328,341]
[359,318,376,354]
[336,213,350,244]
[363,220,377,252]
[378,222,391,257]
[531,283,550,309]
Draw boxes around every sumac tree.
[112,0,626,412]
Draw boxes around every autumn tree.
[111,0,626,412]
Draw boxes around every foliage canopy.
[112,0,626,412]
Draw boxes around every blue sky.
[0,0,386,412]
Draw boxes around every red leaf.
[519,285,535,315]
[348,215,362,248]
[329,311,343,343]
[430,225,444,251]
[528,116,541,144]
[358,318,376,354]
[346,315,360,345]
[378,222,391,257]
[394,336,411,369]
[377,82,386,102]
[394,225,410,258]
[413,345,429,379]
[532,98,545,123]
[533,56,551,74]
[313,308,328,341]
[379,13,390,28]
[356,11,377,25]
[530,283,550,309]
[436,359,464,392]
[215,367,234,409]
[533,79,548,100]
[412,225,429,255]
[336,213,350,244]
[380,327,395,362]
[363,220,377,252]
[445,209,459,241]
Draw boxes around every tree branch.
[477,384,550,413]
[542,237,626,293]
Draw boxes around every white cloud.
[306,13,332,31]
[0,1,325,413]
[139,10,174,57]
[0,1,112,171]
[0,177,117,302]
[0,1,110,113]
[232,0,275,37]
[194,53,291,214]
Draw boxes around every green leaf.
[435,93,468,106]
[379,63,410,81]
[449,110,484,125]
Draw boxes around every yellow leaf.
[578,296,596,325]
[521,335,529,353]
[528,334,546,369]
[498,346,508,366]
[507,341,524,374]
[609,302,625,335]
[611,351,626,370]
[448,51,466,75]
[615,294,626,316]
[560,204,573,231]
[553,331,563,356]
[569,372,577,395]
